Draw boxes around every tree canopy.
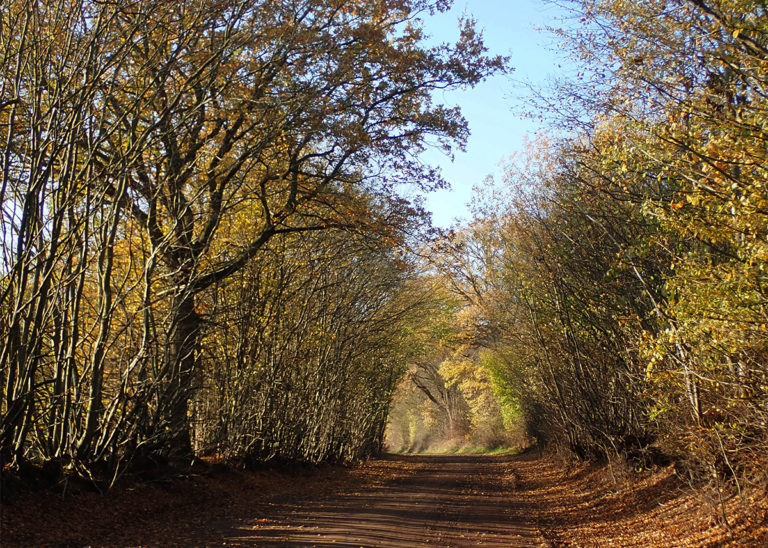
[1,0,503,473]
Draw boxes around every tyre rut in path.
[214,454,550,547]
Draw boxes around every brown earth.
[2,452,767,547]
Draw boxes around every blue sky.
[418,1,570,227]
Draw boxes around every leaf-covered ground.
[2,452,766,546]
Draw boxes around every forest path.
[212,454,549,547]
[4,451,762,546]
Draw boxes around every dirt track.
[220,454,549,547]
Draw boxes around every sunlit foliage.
[0,0,502,477]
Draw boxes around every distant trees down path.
[0,0,503,478]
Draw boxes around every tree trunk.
[162,291,200,459]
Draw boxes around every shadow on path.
[212,454,548,547]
